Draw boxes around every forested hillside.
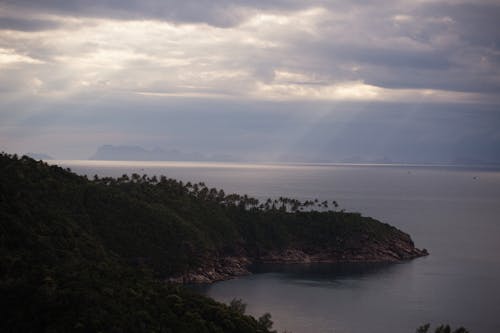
[0,153,426,331]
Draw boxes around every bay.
[51,160,500,333]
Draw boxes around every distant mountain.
[25,152,54,160]
[89,145,239,162]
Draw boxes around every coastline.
[166,245,429,284]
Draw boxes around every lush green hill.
[0,153,276,332]
[0,153,426,331]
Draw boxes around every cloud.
[0,16,61,31]
[1,0,499,161]
[2,3,499,100]
[0,48,44,65]
[1,0,310,27]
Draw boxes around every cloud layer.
[1,0,499,161]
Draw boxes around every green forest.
[1,153,435,332]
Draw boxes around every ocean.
[51,160,500,333]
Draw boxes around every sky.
[1,0,499,162]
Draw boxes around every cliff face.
[167,212,430,284]
[167,233,428,284]
[167,256,252,284]
[261,231,428,263]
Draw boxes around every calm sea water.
[52,160,500,333]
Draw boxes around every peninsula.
[0,153,427,331]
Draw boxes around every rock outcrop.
[167,232,428,284]
[166,256,252,284]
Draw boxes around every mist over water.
[53,160,500,333]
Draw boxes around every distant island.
[90,144,240,162]
[0,153,428,332]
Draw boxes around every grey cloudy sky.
[1,0,499,162]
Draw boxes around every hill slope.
[0,154,276,332]
[0,153,427,331]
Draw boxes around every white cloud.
[0,48,44,65]
[253,80,491,103]
[392,14,414,23]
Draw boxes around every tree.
[416,324,469,333]
[229,298,246,315]
[417,324,431,333]
[257,313,275,333]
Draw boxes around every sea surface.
[52,160,500,333]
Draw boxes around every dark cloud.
[276,2,500,93]
[0,16,61,31]
[299,41,451,72]
[418,2,500,48]
[1,0,309,27]
[352,47,450,70]
[363,66,500,93]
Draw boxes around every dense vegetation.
[0,153,426,332]
[417,324,469,333]
[0,153,277,332]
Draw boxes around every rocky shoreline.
[166,239,428,284]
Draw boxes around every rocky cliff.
[167,233,428,284]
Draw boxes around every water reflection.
[250,261,403,281]
[193,261,422,333]
[193,261,409,297]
